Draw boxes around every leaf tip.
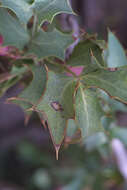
[55,145,60,161]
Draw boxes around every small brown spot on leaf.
[50,101,63,111]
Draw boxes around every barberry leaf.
[75,86,104,140]
[106,31,127,68]
[35,71,76,150]
[67,39,105,67]
[9,64,47,110]
[0,8,29,49]
[0,65,28,97]
[81,67,127,104]
[31,0,73,26]
[28,29,73,60]
[0,0,33,24]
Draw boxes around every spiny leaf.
[0,0,33,24]
[75,86,104,140]
[0,0,73,27]
[106,31,127,68]
[31,0,73,26]
[28,29,73,60]
[0,8,29,49]
[35,71,76,149]
[67,39,105,67]
[9,64,47,110]
[0,65,28,97]
[81,67,127,104]
[97,89,127,113]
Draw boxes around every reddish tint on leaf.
[0,35,3,45]
[67,66,84,76]
[0,35,21,59]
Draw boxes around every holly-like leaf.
[0,0,33,24]
[0,65,28,97]
[106,31,127,68]
[61,81,77,118]
[75,86,104,140]
[9,64,47,110]
[66,119,78,138]
[31,0,73,26]
[35,71,76,152]
[81,67,127,104]
[28,29,73,60]
[0,8,29,49]
[67,39,105,67]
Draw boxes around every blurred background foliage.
[1,0,127,189]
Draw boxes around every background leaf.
[106,31,127,68]
[82,67,127,104]
[0,8,29,49]
[0,0,33,24]
[31,0,73,26]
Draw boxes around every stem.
[45,58,78,78]
[32,14,38,38]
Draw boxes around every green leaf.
[67,39,105,67]
[0,0,33,24]
[110,126,127,146]
[98,90,127,113]
[85,132,107,151]
[28,29,73,60]
[0,8,29,49]
[75,86,104,140]
[31,0,73,26]
[61,81,77,118]
[82,67,127,104]
[66,119,78,138]
[10,64,47,110]
[82,55,101,75]
[35,71,76,148]
[106,31,127,68]
[0,65,28,97]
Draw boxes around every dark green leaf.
[67,39,105,67]
[10,64,47,110]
